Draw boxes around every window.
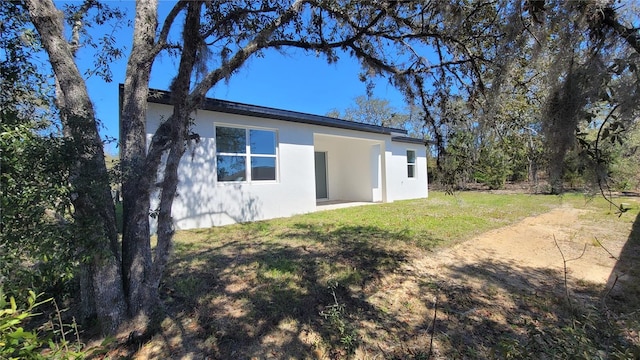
[407,150,416,178]
[216,126,277,182]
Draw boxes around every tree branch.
[594,103,628,216]
[200,3,279,40]
[267,7,386,51]
[68,0,95,55]
[602,10,640,54]
[151,0,202,291]
[188,0,307,108]
[153,1,188,55]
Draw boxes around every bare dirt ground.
[421,206,621,288]
[352,202,639,358]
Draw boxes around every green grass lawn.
[146,191,639,359]
[175,191,598,250]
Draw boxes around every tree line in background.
[1,0,639,340]
[334,85,640,192]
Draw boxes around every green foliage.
[438,130,475,190]
[603,121,640,192]
[0,122,76,295]
[0,288,102,360]
[0,1,76,297]
[420,1,639,193]
[570,106,640,193]
[0,290,52,360]
[328,95,423,136]
[319,283,359,355]
[474,145,510,189]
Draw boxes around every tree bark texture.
[22,0,126,333]
[120,0,159,318]
[152,1,202,295]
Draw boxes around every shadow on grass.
[142,218,639,359]
[155,223,410,358]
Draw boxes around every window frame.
[215,124,278,184]
[406,149,416,179]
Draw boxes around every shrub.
[0,288,103,359]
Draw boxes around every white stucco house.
[138,88,428,229]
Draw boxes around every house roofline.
[123,85,413,136]
[391,136,430,145]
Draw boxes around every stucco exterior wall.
[384,140,429,201]
[145,102,427,230]
[147,103,318,228]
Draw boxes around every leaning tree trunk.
[150,2,202,299]
[23,0,126,333]
[119,0,302,317]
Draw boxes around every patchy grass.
[115,192,639,359]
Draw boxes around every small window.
[216,126,277,182]
[407,150,416,178]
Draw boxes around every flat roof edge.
[392,136,428,145]
[142,86,409,136]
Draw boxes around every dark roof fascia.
[391,136,430,146]
[144,87,409,136]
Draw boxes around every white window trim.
[407,149,416,179]
[215,124,279,184]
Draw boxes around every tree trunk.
[119,0,160,318]
[23,0,126,333]
[547,148,566,194]
[26,0,306,330]
[119,0,201,318]
[151,1,202,294]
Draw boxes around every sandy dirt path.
[426,206,625,286]
[364,203,637,358]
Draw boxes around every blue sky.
[74,1,406,154]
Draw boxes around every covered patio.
[313,133,386,205]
